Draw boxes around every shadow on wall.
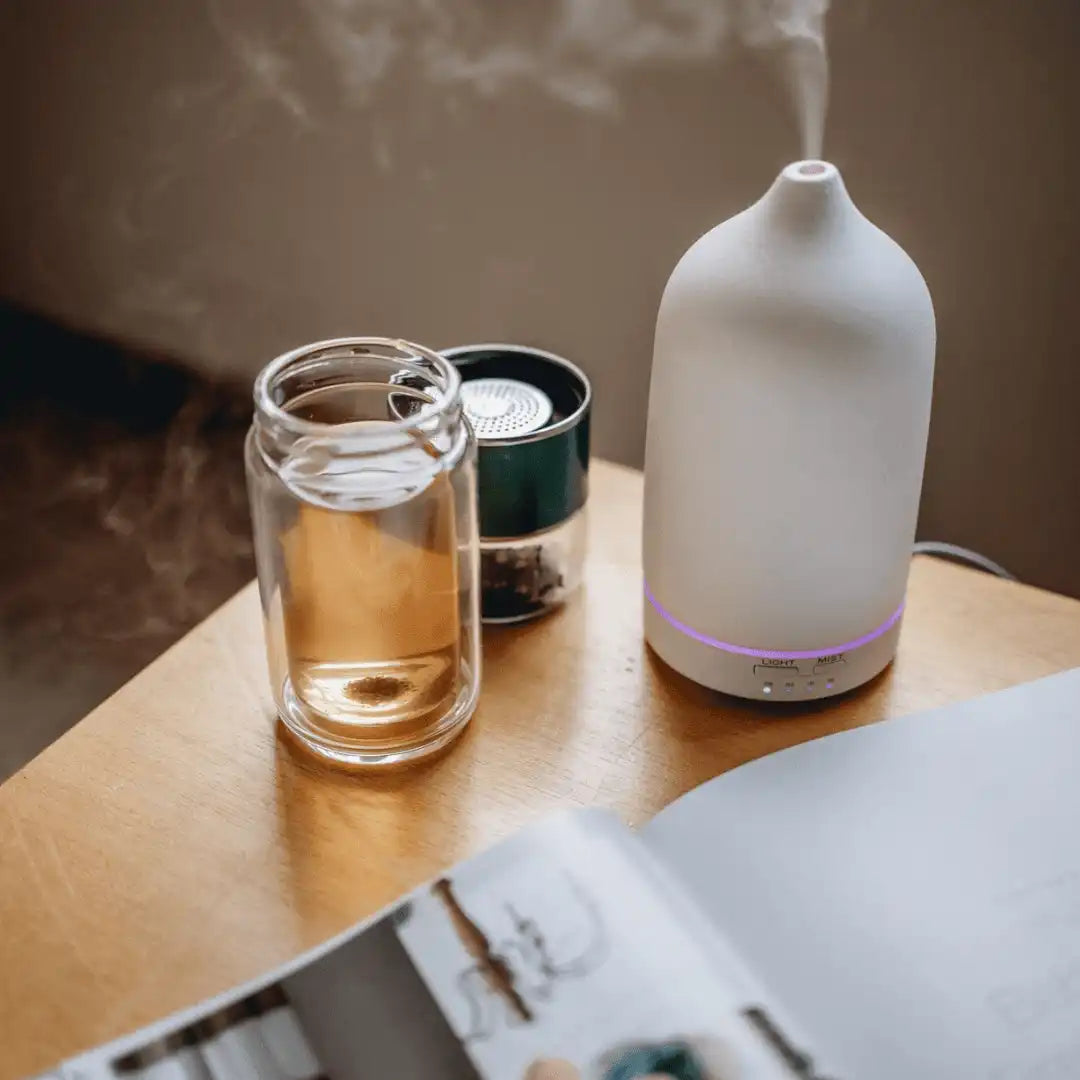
[0,0,1077,598]
[0,305,254,779]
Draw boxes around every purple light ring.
[644,581,905,661]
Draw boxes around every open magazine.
[39,668,1080,1080]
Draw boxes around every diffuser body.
[643,161,935,700]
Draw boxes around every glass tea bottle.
[245,337,481,766]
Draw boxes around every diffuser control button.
[754,663,800,679]
[814,657,847,674]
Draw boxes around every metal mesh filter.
[460,377,554,439]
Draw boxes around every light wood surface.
[4,460,1080,1079]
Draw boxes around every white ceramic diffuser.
[643,161,935,700]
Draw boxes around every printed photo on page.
[391,816,802,1079]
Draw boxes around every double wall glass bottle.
[245,338,481,766]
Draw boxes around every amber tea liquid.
[281,480,460,744]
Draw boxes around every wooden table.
[3,460,1080,1079]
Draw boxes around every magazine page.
[643,668,1080,1080]
[41,810,823,1080]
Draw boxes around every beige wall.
[2,0,1078,594]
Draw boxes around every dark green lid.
[442,345,591,539]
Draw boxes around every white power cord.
[912,541,1018,582]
